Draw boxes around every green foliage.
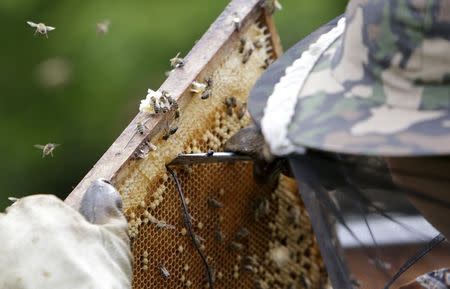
[0,0,346,209]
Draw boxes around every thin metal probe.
[168,152,252,166]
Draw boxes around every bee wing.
[52,143,61,147]
[27,21,38,27]
[33,144,45,149]
[46,26,56,31]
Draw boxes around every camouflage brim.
[249,14,450,157]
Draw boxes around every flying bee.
[232,13,241,31]
[34,143,60,158]
[170,52,184,68]
[159,265,170,279]
[208,197,223,209]
[242,48,254,64]
[96,20,110,35]
[27,21,55,38]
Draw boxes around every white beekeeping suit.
[0,179,132,289]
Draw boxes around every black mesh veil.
[289,150,450,289]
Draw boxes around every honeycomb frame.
[65,1,329,288]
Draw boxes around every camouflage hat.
[249,0,450,157]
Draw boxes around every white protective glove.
[0,179,132,289]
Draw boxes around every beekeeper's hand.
[224,125,292,184]
[0,179,132,289]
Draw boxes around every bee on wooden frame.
[170,52,184,68]
[125,118,151,148]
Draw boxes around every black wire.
[167,167,215,289]
[383,233,446,289]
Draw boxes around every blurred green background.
[0,0,346,209]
